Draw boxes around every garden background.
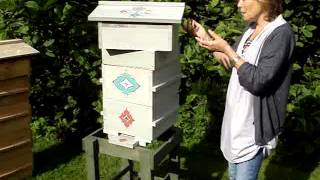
[0,0,319,179]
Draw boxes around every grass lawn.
[30,133,320,180]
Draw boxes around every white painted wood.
[102,65,153,106]
[89,1,185,145]
[88,1,185,24]
[103,74,180,142]
[102,99,179,143]
[106,129,119,137]
[98,22,103,49]
[102,80,179,120]
[153,61,181,86]
[152,81,179,120]
[108,134,138,148]
[138,141,147,147]
[101,49,179,71]
[101,24,180,69]
[102,50,156,70]
[0,39,39,60]
[101,63,180,107]
[152,75,181,92]
[103,99,153,142]
[99,23,173,51]
[152,109,178,139]
[102,81,179,121]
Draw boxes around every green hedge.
[0,0,102,139]
[0,0,319,155]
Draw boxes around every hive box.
[89,1,185,147]
[89,1,184,51]
[0,39,38,179]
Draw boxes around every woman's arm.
[195,25,295,96]
[212,51,233,69]
[196,30,246,69]
[189,20,234,69]
[236,25,295,96]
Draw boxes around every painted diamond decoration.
[113,73,140,95]
[119,108,134,128]
[120,6,152,17]
[120,79,133,89]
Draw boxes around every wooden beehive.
[89,1,185,147]
[0,39,38,179]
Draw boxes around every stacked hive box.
[89,1,185,147]
[0,39,38,179]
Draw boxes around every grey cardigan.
[234,23,295,145]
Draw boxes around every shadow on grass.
[144,128,228,180]
[32,139,83,176]
[178,121,228,180]
[263,136,320,180]
[179,144,227,180]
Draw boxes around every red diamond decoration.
[119,108,134,128]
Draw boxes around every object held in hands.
[182,18,213,40]
[182,18,196,37]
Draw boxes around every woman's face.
[237,0,266,22]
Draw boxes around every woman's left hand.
[195,30,231,53]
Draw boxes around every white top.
[88,1,185,24]
[221,65,260,163]
[220,15,287,163]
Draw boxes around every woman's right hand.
[213,52,233,70]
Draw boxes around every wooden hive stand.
[82,127,181,180]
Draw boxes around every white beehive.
[89,1,185,147]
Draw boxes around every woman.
[190,0,295,179]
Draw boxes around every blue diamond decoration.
[113,73,140,95]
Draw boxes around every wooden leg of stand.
[139,156,153,180]
[84,138,100,180]
[169,146,180,180]
[118,159,135,180]
[139,164,152,180]
[128,160,135,180]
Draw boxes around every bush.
[0,0,102,140]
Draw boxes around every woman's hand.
[196,30,245,69]
[191,20,211,40]
[213,52,233,70]
[183,19,211,40]
[195,30,230,53]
